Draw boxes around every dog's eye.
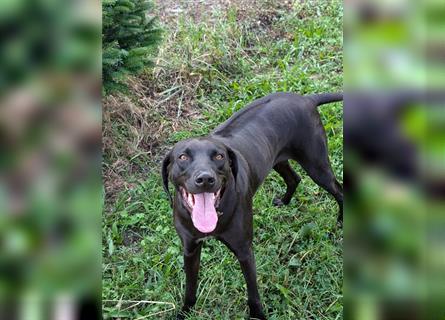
[214,154,224,160]
[178,154,189,161]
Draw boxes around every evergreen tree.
[102,0,162,94]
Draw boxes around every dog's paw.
[336,219,343,229]
[272,197,284,207]
[175,309,189,320]
[248,301,267,319]
[273,197,291,207]
[250,313,267,320]
[336,214,343,229]
[175,313,185,320]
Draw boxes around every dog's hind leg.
[296,133,343,226]
[301,160,343,226]
[272,161,301,206]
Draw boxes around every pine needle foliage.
[102,0,162,94]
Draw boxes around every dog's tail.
[306,93,343,107]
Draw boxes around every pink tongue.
[191,193,218,233]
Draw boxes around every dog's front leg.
[223,240,266,320]
[177,241,202,320]
[237,248,266,320]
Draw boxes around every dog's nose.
[195,172,215,188]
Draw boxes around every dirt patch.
[122,228,143,247]
[154,0,292,26]
[155,0,255,24]
[103,67,206,205]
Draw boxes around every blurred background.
[344,0,445,319]
[0,0,101,319]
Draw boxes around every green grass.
[103,0,343,319]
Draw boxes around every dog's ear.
[226,147,238,182]
[161,150,173,208]
[226,146,248,194]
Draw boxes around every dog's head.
[162,138,239,233]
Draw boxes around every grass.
[103,0,343,318]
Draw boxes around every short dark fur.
[162,92,343,319]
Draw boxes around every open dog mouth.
[180,187,223,233]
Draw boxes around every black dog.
[162,92,343,319]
